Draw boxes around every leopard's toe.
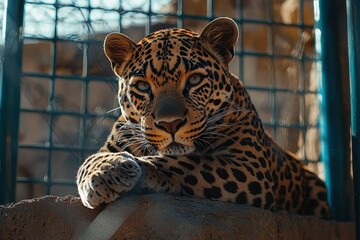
[77,153,141,208]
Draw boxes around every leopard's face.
[105,20,238,155]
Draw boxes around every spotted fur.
[77,17,330,218]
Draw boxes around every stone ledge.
[0,194,355,240]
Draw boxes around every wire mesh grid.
[7,0,320,201]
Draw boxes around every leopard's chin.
[158,142,196,156]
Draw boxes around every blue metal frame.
[346,0,360,235]
[0,0,25,204]
[314,0,352,221]
[0,2,355,225]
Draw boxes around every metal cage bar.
[0,0,25,204]
[315,0,352,220]
[346,0,360,235]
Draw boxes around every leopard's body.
[77,18,330,218]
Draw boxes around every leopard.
[76,17,330,218]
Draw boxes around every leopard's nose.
[155,118,187,136]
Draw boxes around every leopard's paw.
[77,152,141,209]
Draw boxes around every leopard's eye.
[134,81,150,92]
[187,74,204,87]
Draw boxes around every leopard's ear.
[199,17,238,64]
[104,33,137,74]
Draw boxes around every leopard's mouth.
[158,142,196,156]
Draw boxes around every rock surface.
[0,194,355,240]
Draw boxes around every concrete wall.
[0,194,355,240]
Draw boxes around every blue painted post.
[346,0,360,236]
[0,0,25,204]
[314,0,351,220]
